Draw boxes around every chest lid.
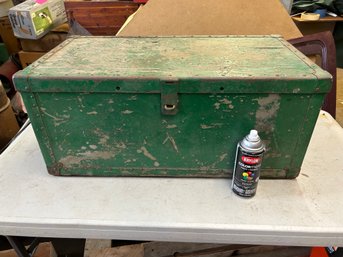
[14,35,331,93]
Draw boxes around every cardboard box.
[117,0,302,40]
[8,0,67,39]
[0,0,13,18]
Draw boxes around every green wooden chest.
[14,36,332,178]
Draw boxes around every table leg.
[5,236,33,257]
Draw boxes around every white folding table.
[0,111,343,252]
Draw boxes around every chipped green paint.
[14,36,332,178]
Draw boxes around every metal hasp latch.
[161,79,179,115]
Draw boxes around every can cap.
[247,130,259,141]
[240,130,265,153]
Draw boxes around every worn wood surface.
[89,244,143,257]
[235,247,310,257]
[143,242,235,257]
[18,36,328,79]
[84,242,311,257]
[84,239,112,257]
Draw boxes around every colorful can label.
[232,144,264,198]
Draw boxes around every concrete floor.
[336,68,343,127]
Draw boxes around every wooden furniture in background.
[292,16,343,35]
[64,0,139,35]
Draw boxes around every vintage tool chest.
[13,36,332,178]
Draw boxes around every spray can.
[232,130,265,198]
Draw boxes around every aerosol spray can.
[232,130,265,198]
